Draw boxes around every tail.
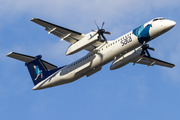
[7,52,60,86]
[25,55,50,85]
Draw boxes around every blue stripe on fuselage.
[133,24,152,44]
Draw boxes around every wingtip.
[6,52,14,57]
[30,18,38,21]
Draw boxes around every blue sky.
[1,0,180,119]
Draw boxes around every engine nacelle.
[110,49,141,70]
[66,32,98,55]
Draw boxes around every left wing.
[31,18,85,44]
[132,55,175,68]
[31,18,104,52]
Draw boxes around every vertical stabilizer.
[7,52,61,86]
[26,55,48,85]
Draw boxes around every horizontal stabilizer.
[7,52,57,70]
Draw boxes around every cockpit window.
[153,18,166,22]
[153,18,159,22]
[145,24,152,28]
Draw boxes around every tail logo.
[33,66,42,81]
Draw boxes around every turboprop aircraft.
[7,17,176,90]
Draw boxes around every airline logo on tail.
[33,66,42,81]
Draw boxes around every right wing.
[132,55,175,68]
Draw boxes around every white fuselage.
[33,18,176,90]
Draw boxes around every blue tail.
[7,52,65,86]
[25,55,60,86]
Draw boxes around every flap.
[7,52,57,70]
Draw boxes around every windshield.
[153,18,166,22]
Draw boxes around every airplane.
[7,17,176,90]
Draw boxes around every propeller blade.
[94,21,100,30]
[145,49,151,57]
[101,22,105,29]
[104,31,111,35]
[98,35,101,40]
[147,47,155,51]
[141,49,145,56]
[102,34,107,43]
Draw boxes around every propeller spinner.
[91,21,111,43]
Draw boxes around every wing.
[132,55,175,68]
[31,18,86,44]
[7,52,57,70]
[31,18,104,51]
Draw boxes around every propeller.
[141,44,155,57]
[91,21,111,43]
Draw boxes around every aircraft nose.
[166,20,176,30]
